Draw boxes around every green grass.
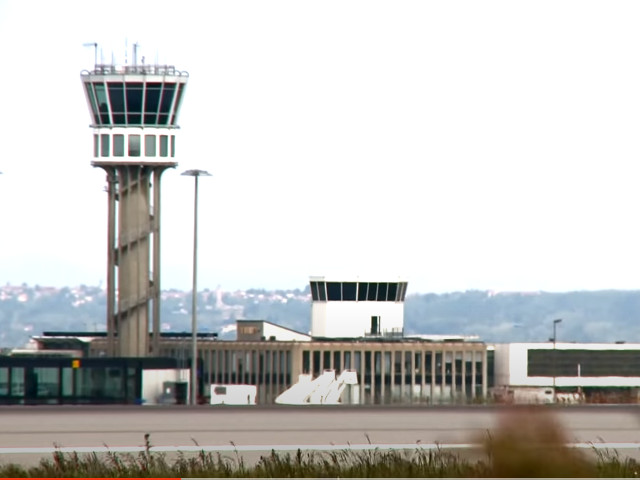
[1,408,639,478]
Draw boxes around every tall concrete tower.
[80,48,188,357]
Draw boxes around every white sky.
[1,0,640,294]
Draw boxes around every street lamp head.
[553,318,562,325]
[181,169,212,177]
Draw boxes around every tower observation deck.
[81,57,189,357]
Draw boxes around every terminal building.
[90,277,490,405]
[492,342,640,403]
[0,277,493,405]
[4,277,640,405]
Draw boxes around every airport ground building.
[0,355,186,405]
[147,335,490,405]
[1,324,491,405]
[492,342,640,403]
[3,278,640,405]
[5,330,640,405]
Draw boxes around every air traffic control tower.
[80,50,188,357]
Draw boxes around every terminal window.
[528,349,640,377]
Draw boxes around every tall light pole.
[552,318,562,403]
[182,169,211,405]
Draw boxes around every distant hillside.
[403,290,640,343]
[1,284,639,349]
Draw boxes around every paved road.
[1,405,639,466]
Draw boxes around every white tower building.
[309,277,408,338]
[80,48,188,357]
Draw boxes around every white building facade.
[493,342,640,402]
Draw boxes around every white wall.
[311,301,404,338]
[492,343,511,386]
[310,302,328,336]
[496,342,640,388]
[263,323,310,341]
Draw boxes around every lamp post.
[182,169,211,405]
[552,318,562,403]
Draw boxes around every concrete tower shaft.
[81,61,188,357]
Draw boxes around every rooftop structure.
[309,277,408,338]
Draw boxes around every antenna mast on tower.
[82,42,98,70]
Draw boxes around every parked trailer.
[210,384,257,405]
[492,386,554,404]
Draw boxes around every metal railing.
[81,64,189,76]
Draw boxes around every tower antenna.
[83,42,98,69]
[133,42,139,68]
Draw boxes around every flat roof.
[41,331,218,339]
[236,319,310,338]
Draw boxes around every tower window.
[326,282,341,301]
[367,283,378,301]
[108,83,126,124]
[145,135,156,157]
[171,83,186,125]
[144,83,162,124]
[317,282,326,301]
[159,135,168,157]
[357,282,368,301]
[94,83,110,125]
[160,84,176,114]
[342,282,357,301]
[84,83,100,125]
[128,135,141,157]
[113,134,125,157]
[100,134,109,156]
[125,83,143,124]
[377,283,388,301]
[310,282,319,301]
[388,283,398,301]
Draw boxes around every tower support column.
[96,163,172,357]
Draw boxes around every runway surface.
[1,404,639,466]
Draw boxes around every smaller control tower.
[80,46,188,357]
[309,277,408,338]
